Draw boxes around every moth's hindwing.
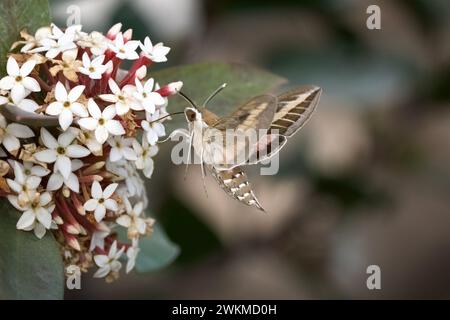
[269,85,321,137]
[207,165,265,211]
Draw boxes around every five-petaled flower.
[34,128,90,179]
[84,180,119,222]
[78,98,125,144]
[93,240,125,278]
[99,79,140,115]
[0,57,40,104]
[45,82,87,130]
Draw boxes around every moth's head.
[184,107,201,122]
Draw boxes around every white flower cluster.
[0,23,181,282]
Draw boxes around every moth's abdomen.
[209,165,265,212]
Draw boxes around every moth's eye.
[186,110,196,121]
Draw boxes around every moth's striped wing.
[207,165,265,212]
[211,95,277,131]
[269,85,321,137]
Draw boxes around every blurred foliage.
[156,195,222,265]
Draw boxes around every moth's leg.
[200,146,208,198]
[184,130,194,181]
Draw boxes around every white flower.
[117,198,152,239]
[89,223,110,251]
[9,160,50,178]
[140,36,170,63]
[78,99,124,144]
[20,26,52,53]
[83,180,118,222]
[109,33,139,60]
[0,92,40,113]
[47,159,83,193]
[141,110,166,145]
[133,136,158,178]
[133,78,165,114]
[0,57,40,103]
[98,79,140,115]
[31,24,77,58]
[79,53,108,79]
[45,82,87,131]
[6,161,41,206]
[93,241,125,278]
[77,31,109,56]
[78,129,103,156]
[126,239,140,273]
[34,128,90,179]
[107,136,137,162]
[0,114,35,154]
[8,192,54,239]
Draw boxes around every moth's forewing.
[270,85,321,137]
[212,95,277,131]
[207,164,265,211]
[204,95,277,169]
[246,86,321,164]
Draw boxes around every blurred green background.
[56,0,450,299]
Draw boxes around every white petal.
[64,173,79,192]
[45,101,64,116]
[109,147,122,162]
[104,198,118,211]
[70,102,88,117]
[47,173,64,191]
[95,126,108,144]
[116,215,131,227]
[22,77,40,92]
[87,98,101,119]
[94,205,106,222]
[68,85,85,102]
[98,94,117,103]
[78,118,97,131]
[58,108,73,131]
[84,198,98,211]
[20,60,36,77]
[36,208,52,229]
[91,180,102,199]
[66,144,90,158]
[39,192,52,206]
[57,130,76,147]
[7,123,34,138]
[105,120,125,135]
[34,223,47,239]
[2,135,20,152]
[103,183,118,198]
[16,211,36,230]
[108,78,120,94]
[94,255,109,267]
[40,128,58,149]
[7,57,20,76]
[93,266,110,278]
[123,147,137,161]
[11,85,27,103]
[55,155,71,179]
[102,105,116,119]
[0,76,15,90]
[54,82,68,101]
[26,176,41,189]
[115,102,129,115]
[34,149,57,163]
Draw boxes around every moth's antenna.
[202,83,227,108]
[148,111,185,124]
[178,91,198,109]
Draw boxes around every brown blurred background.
[58,0,450,299]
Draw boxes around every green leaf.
[0,199,64,299]
[151,62,286,129]
[0,0,51,73]
[133,223,180,273]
